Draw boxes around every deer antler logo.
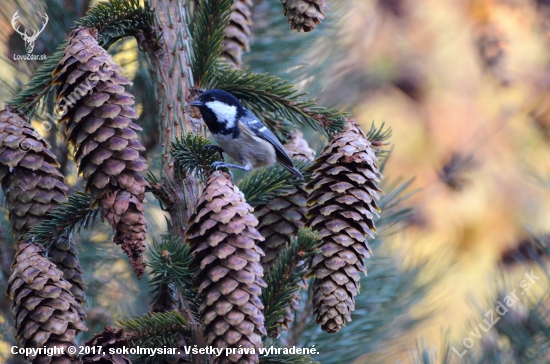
[11,11,49,54]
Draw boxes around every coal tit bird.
[189,89,304,179]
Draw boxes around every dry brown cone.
[281,0,327,32]
[6,239,87,363]
[186,171,266,364]
[254,130,313,335]
[0,107,87,320]
[306,120,381,333]
[82,326,131,364]
[221,0,253,68]
[52,27,148,279]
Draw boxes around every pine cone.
[284,130,315,161]
[186,171,266,364]
[257,130,314,267]
[281,0,327,32]
[0,108,68,236]
[6,239,87,363]
[306,120,381,333]
[221,0,253,68]
[82,326,131,364]
[0,108,87,319]
[255,130,313,335]
[52,27,148,279]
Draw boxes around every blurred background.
[2,0,550,363]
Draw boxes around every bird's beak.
[189,100,203,107]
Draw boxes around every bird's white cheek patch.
[206,101,237,128]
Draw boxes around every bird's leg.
[203,145,225,159]
[211,161,252,172]
[211,161,253,180]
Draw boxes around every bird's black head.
[189,89,245,135]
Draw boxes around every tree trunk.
[137,1,205,361]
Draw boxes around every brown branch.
[137,1,205,361]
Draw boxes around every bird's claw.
[211,161,233,180]
[203,145,224,159]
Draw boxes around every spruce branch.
[7,0,154,114]
[23,191,98,247]
[375,177,416,237]
[171,132,224,181]
[6,42,67,115]
[75,0,154,48]
[145,170,173,210]
[302,257,437,364]
[190,0,233,87]
[238,159,312,207]
[209,70,348,137]
[147,231,199,317]
[118,310,190,347]
[366,121,392,147]
[366,121,392,162]
[261,228,320,337]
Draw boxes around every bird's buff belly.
[214,133,277,169]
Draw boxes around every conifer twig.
[209,69,348,137]
[118,310,190,345]
[261,228,320,337]
[23,191,98,247]
[238,159,312,207]
[147,230,199,318]
[190,0,233,87]
[171,132,224,181]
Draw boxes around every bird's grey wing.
[241,109,294,167]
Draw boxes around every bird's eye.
[209,97,215,102]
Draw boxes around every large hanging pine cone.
[7,239,87,364]
[221,0,253,68]
[52,27,148,278]
[0,108,87,319]
[186,171,266,364]
[306,120,381,333]
[281,0,327,32]
[82,326,131,364]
